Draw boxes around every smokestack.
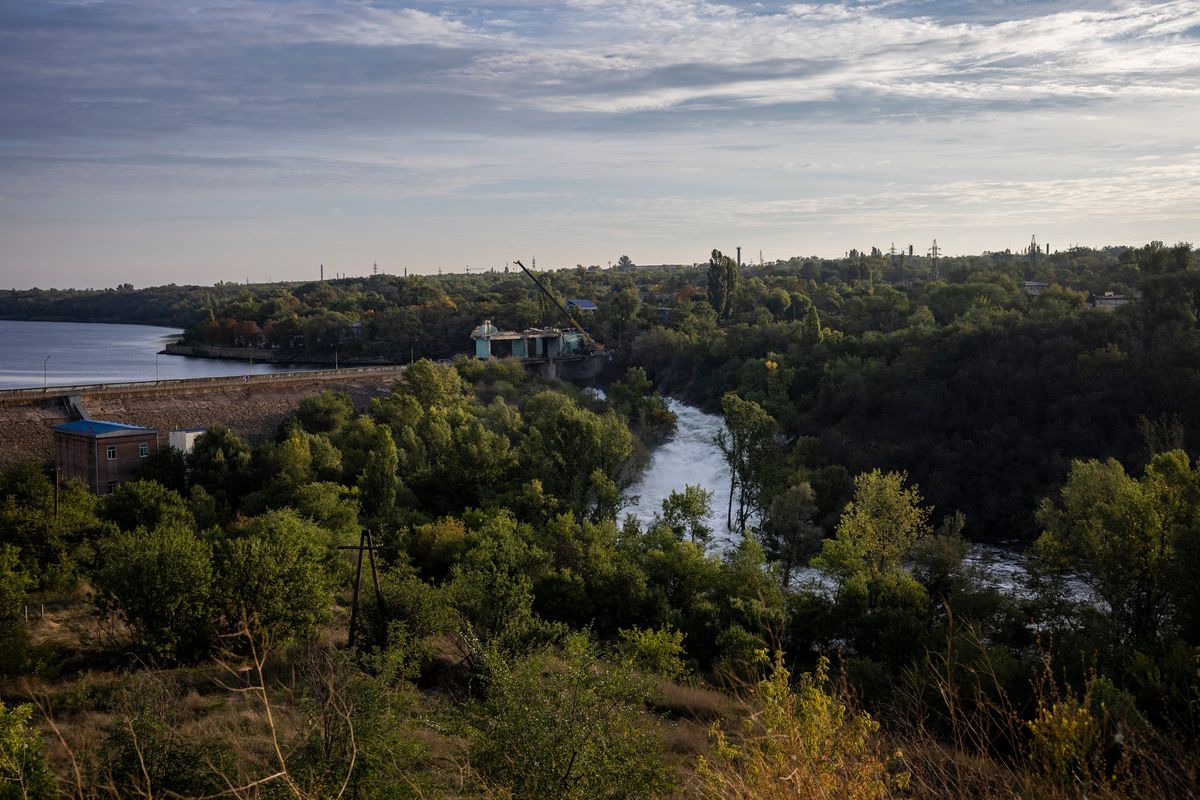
[320,264,324,281]
[736,246,741,268]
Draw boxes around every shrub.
[697,653,905,799]
[0,700,53,800]
[92,524,214,663]
[471,632,671,800]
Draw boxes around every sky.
[1,0,1198,289]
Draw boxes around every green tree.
[815,469,933,580]
[0,546,32,675]
[471,632,670,800]
[714,393,780,532]
[400,359,467,409]
[758,482,823,587]
[801,303,823,344]
[213,510,338,644]
[765,287,792,319]
[99,480,193,533]
[0,700,53,800]
[659,484,714,546]
[294,390,354,434]
[137,445,188,493]
[1035,450,1200,644]
[357,424,399,523]
[188,424,254,513]
[706,249,739,320]
[92,524,214,663]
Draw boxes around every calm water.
[0,320,314,389]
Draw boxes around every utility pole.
[338,529,388,648]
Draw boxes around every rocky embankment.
[0,370,403,468]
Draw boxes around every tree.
[814,469,933,580]
[706,249,739,320]
[765,287,791,319]
[137,445,188,493]
[99,480,193,533]
[758,482,822,588]
[658,484,714,546]
[294,390,354,434]
[92,524,215,663]
[188,424,254,513]
[471,632,670,800]
[213,510,338,644]
[400,358,467,409]
[1034,450,1200,645]
[0,546,32,675]
[357,424,399,523]
[617,255,635,270]
[714,393,780,532]
[801,303,823,344]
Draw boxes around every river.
[0,320,316,389]
[626,397,1067,597]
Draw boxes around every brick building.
[53,420,159,494]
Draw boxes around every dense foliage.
[3,241,1200,797]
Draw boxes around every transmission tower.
[928,239,941,278]
[373,261,378,276]
[1029,235,1038,269]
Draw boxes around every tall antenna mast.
[928,239,941,278]
[1029,235,1038,269]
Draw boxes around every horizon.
[1,240,1166,294]
[2,0,1198,289]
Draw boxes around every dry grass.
[652,677,742,723]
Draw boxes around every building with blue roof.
[54,418,159,494]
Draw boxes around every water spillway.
[625,396,1078,598]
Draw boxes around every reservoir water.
[0,320,314,389]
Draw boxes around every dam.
[0,366,407,468]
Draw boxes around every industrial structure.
[53,419,158,494]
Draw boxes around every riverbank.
[161,342,402,366]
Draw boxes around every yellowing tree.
[815,469,933,580]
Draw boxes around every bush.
[471,632,671,800]
[92,524,214,663]
[616,625,688,680]
[213,509,338,644]
[697,653,904,799]
[0,700,53,800]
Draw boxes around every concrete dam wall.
[0,367,407,468]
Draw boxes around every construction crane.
[514,260,604,351]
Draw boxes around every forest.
[3,241,1200,798]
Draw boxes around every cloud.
[0,0,1197,285]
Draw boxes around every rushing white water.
[624,396,1079,598]
[625,398,739,549]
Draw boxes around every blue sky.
[1,0,1198,288]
